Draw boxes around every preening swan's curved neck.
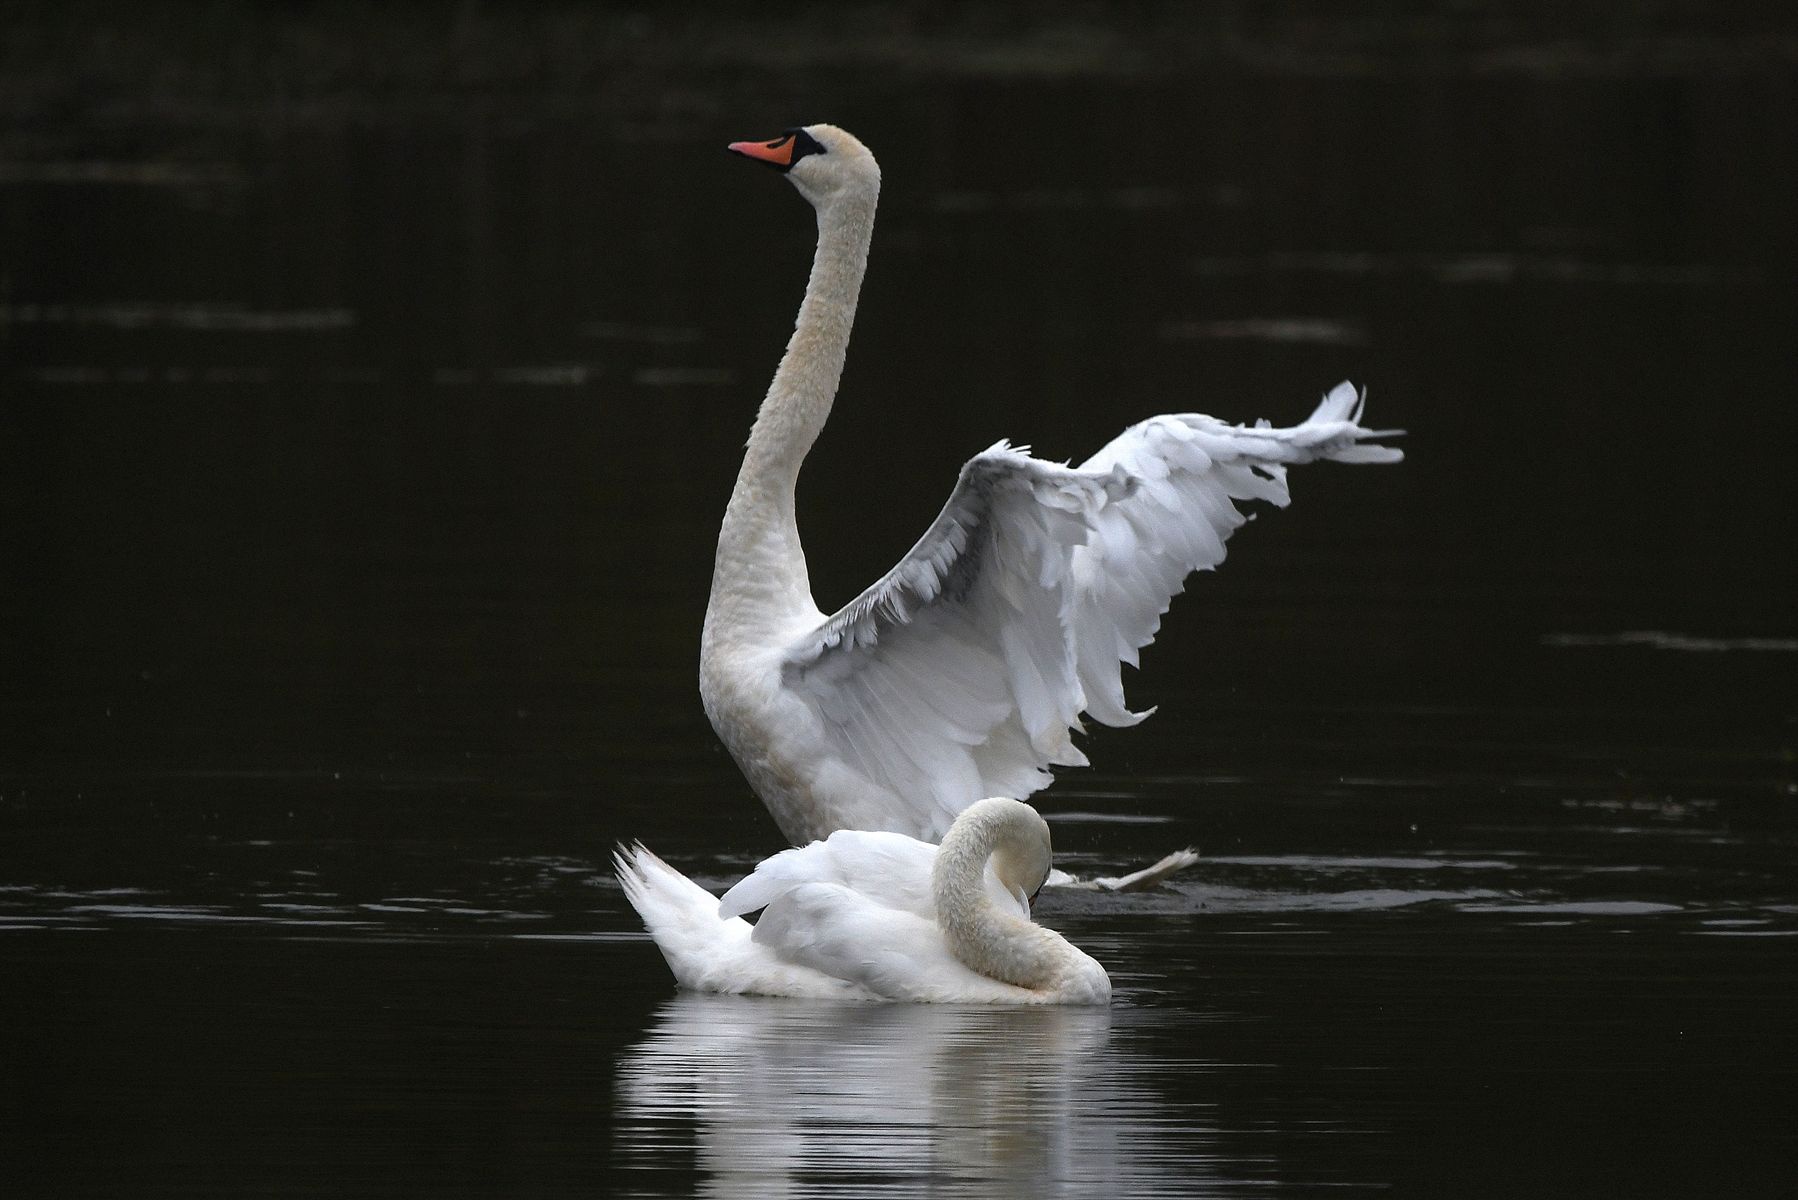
[932,802,1066,992]
[709,182,879,638]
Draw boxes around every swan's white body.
[616,797,1110,1005]
[702,124,1402,848]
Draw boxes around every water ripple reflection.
[614,995,1215,1198]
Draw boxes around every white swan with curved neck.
[616,797,1111,1004]
[702,124,1402,850]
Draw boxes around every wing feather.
[781,383,1401,840]
[717,828,938,921]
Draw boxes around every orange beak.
[727,134,797,169]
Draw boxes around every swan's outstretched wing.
[781,382,1401,841]
[1067,381,1401,725]
[783,450,1123,839]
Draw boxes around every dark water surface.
[3,5,1796,1196]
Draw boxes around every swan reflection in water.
[614,994,1217,1197]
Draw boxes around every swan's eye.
[785,128,827,164]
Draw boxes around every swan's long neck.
[707,182,878,641]
[932,804,1068,992]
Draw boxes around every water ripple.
[614,996,1216,1198]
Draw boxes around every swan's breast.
[701,640,923,843]
[1058,952,1113,1005]
[701,645,834,840]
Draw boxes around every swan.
[702,124,1402,851]
[615,796,1111,1004]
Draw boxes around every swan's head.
[976,798,1054,915]
[727,123,880,208]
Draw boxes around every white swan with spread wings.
[702,124,1402,850]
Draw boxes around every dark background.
[1,3,1794,1196]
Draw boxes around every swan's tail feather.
[615,842,718,913]
[614,843,747,991]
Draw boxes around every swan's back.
[717,826,1028,924]
[749,880,1058,1005]
[717,828,937,921]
